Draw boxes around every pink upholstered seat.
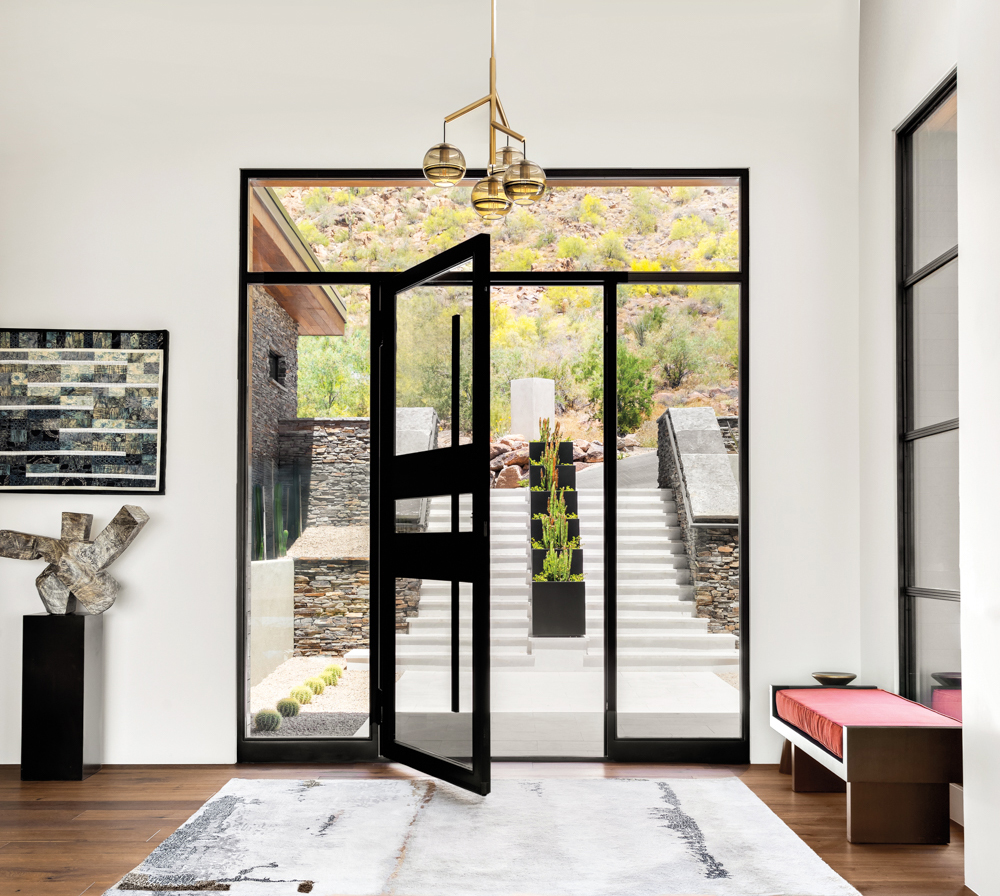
[776,688,960,758]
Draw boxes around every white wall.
[858,0,957,688]
[0,0,861,764]
[957,2,1000,892]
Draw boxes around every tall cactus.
[274,482,288,557]
[541,545,573,581]
[252,484,265,561]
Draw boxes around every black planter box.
[22,613,103,781]
[531,581,587,637]
[529,441,574,464]
[531,547,583,576]
[530,489,578,516]
[531,516,580,542]
[529,464,576,490]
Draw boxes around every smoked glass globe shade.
[493,145,524,173]
[422,143,467,186]
[471,173,513,221]
[502,159,546,206]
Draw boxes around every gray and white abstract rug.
[105,777,860,895]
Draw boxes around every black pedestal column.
[21,613,103,781]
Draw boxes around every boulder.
[503,448,530,468]
[495,466,522,488]
[585,444,604,462]
[621,434,639,448]
[489,456,506,472]
[489,442,507,460]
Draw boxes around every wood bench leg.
[791,745,846,792]
[847,782,951,844]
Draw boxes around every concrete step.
[586,649,739,667]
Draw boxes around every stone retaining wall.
[657,411,740,636]
[278,418,370,527]
[293,558,369,656]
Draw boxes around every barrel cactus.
[305,677,325,695]
[321,670,339,687]
[276,698,300,717]
[290,686,312,705]
[254,708,281,732]
[323,664,342,679]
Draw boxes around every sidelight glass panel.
[910,260,958,429]
[615,284,741,739]
[395,493,472,534]
[253,178,741,274]
[488,285,604,758]
[911,430,960,591]
[912,596,962,720]
[245,283,372,739]
[910,90,958,273]
[395,578,473,767]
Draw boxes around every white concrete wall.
[858,0,957,689]
[249,558,295,687]
[957,2,1000,891]
[0,0,861,764]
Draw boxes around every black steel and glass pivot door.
[378,234,491,795]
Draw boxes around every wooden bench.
[769,685,962,843]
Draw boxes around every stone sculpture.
[0,506,149,615]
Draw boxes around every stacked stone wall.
[293,558,369,655]
[278,418,370,527]
[657,413,740,636]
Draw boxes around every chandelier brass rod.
[495,93,510,128]
[444,94,491,124]
[491,120,524,143]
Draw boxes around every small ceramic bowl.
[812,672,857,687]
[931,672,962,688]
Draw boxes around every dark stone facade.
[293,558,369,656]
[251,286,299,555]
[278,418,370,527]
[657,413,740,636]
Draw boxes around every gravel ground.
[252,712,369,737]
[287,525,369,559]
[715,670,739,689]
[250,655,370,714]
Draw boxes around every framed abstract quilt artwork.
[0,329,168,493]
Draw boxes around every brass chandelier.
[421,0,546,221]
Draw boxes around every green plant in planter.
[305,677,325,695]
[533,545,585,583]
[290,686,312,705]
[276,698,300,717]
[274,482,288,557]
[254,708,282,731]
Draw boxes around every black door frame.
[237,168,750,765]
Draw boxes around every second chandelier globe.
[421,0,546,220]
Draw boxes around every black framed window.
[897,71,961,718]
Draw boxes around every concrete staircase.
[361,484,737,671]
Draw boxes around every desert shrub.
[628,317,650,347]
[305,677,325,695]
[423,205,476,252]
[669,215,709,242]
[597,232,629,269]
[534,229,556,247]
[449,186,471,203]
[494,247,540,271]
[501,209,538,242]
[712,215,730,234]
[290,686,312,705]
[626,187,658,235]
[557,236,588,259]
[671,185,702,204]
[254,709,281,732]
[692,236,718,261]
[297,220,328,247]
[660,334,698,389]
[717,318,739,370]
[276,698,300,718]
[586,341,654,434]
[303,188,331,214]
[575,194,607,227]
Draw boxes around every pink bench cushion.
[776,688,960,759]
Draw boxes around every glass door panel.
[379,234,491,794]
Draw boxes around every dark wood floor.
[0,762,973,896]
